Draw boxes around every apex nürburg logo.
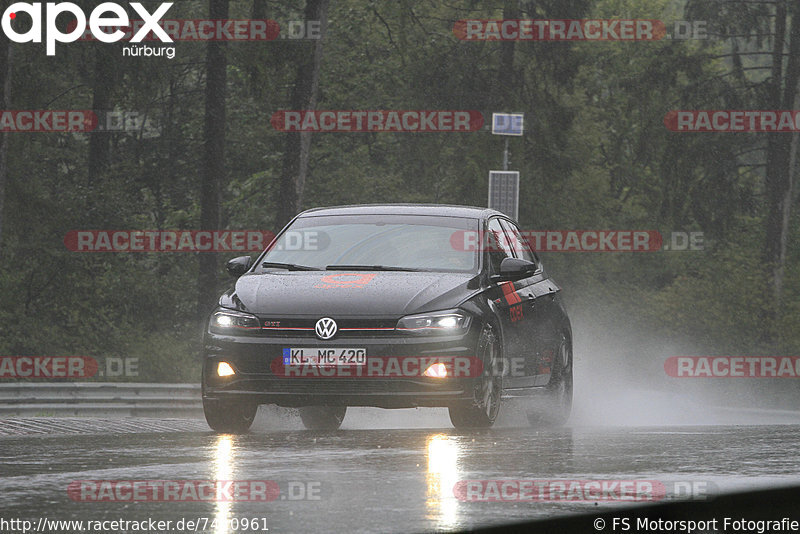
[2,2,173,55]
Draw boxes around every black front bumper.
[202,329,480,409]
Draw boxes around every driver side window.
[486,218,514,274]
[500,219,539,266]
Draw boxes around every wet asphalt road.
[2,406,800,534]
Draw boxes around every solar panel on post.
[488,171,519,221]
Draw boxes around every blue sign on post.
[491,113,524,136]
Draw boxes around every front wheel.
[527,335,573,428]
[449,325,502,429]
[203,398,258,433]
[299,406,347,430]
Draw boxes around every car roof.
[296,203,507,220]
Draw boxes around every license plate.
[283,348,366,366]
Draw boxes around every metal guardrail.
[0,383,202,417]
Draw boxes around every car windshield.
[257,214,479,273]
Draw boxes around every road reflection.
[425,433,461,529]
[213,434,234,534]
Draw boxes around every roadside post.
[489,113,524,220]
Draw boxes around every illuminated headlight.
[396,310,471,335]
[209,309,261,333]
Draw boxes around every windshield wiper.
[325,264,426,272]
[261,261,321,271]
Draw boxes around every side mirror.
[226,256,253,278]
[491,257,537,282]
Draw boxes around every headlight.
[396,310,471,335]
[209,309,261,333]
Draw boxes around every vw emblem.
[315,317,338,340]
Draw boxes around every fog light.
[217,362,236,377]
[423,363,448,378]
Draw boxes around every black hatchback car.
[202,204,572,432]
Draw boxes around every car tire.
[526,334,573,428]
[448,325,502,429]
[299,406,347,430]
[203,398,258,434]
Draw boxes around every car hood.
[224,271,477,317]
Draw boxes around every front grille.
[258,317,400,338]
